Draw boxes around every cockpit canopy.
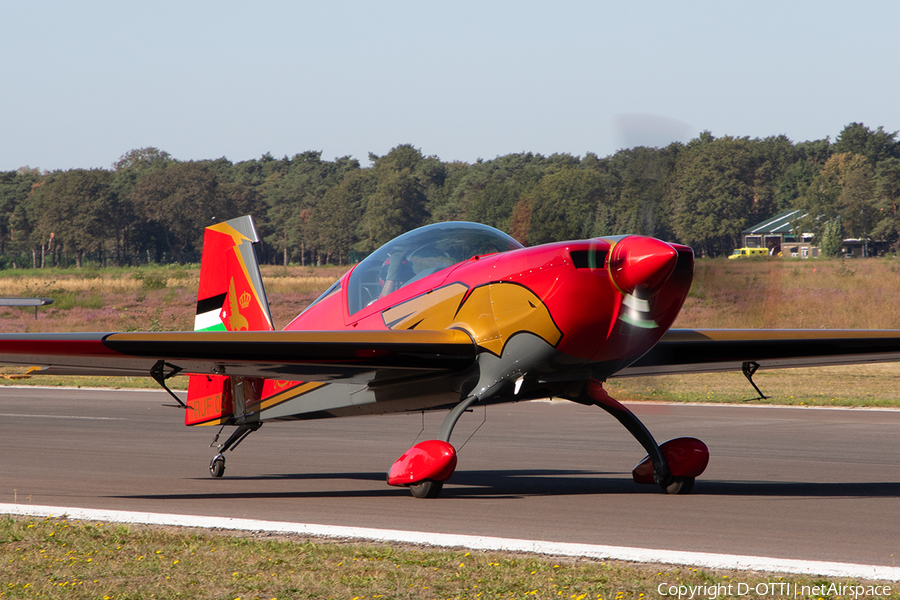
[347,222,523,314]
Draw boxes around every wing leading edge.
[618,329,900,376]
[0,329,477,383]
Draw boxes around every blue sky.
[2,1,898,172]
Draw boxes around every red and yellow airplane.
[3,216,900,498]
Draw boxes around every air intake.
[570,249,608,269]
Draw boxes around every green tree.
[528,167,605,244]
[111,148,175,265]
[316,169,371,264]
[0,167,42,268]
[362,169,429,248]
[217,156,278,249]
[598,145,677,239]
[833,123,900,167]
[508,197,533,245]
[302,155,363,265]
[357,145,434,252]
[425,161,471,223]
[28,169,116,268]
[129,161,232,263]
[750,135,796,217]
[256,152,361,265]
[820,218,843,257]
[799,152,875,244]
[774,161,818,213]
[871,158,900,250]
[669,135,769,256]
[453,153,548,232]
[257,159,296,265]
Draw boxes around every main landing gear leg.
[208,422,262,478]
[388,395,480,499]
[580,380,708,494]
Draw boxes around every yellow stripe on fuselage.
[259,381,327,411]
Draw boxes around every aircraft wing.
[0,330,477,383]
[6,328,900,383]
[617,329,900,376]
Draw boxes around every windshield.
[347,222,523,314]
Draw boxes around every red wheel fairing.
[387,440,458,486]
[632,437,709,484]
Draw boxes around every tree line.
[2,122,899,269]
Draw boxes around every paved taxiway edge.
[2,504,899,582]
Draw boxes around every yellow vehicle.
[728,247,769,259]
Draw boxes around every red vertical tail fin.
[193,215,273,333]
[186,216,272,426]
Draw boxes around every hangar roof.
[742,209,809,235]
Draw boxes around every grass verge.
[607,363,900,408]
[1,516,897,600]
[0,372,186,390]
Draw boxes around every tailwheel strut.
[387,395,479,499]
[207,422,262,478]
[580,380,708,494]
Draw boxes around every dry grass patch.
[0,276,142,295]
[677,258,900,329]
[0,269,343,333]
[264,276,339,294]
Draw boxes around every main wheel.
[663,476,694,495]
[209,455,226,478]
[409,479,443,499]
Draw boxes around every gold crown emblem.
[239,291,251,309]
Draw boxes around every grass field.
[0,264,345,334]
[2,517,896,600]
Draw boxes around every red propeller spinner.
[608,236,678,295]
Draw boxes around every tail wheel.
[410,479,443,499]
[663,476,694,495]
[209,455,226,478]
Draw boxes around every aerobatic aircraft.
[3,216,900,498]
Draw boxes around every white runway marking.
[2,503,898,581]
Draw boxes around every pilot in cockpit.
[378,250,415,298]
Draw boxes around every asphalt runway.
[1,386,899,568]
